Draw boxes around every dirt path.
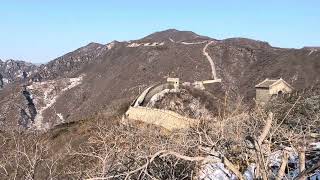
[203,41,218,79]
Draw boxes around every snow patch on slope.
[181,41,207,45]
[107,42,115,50]
[200,162,237,180]
[127,42,164,47]
[28,75,84,130]
[57,113,65,123]
[311,142,320,150]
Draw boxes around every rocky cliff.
[0,59,37,86]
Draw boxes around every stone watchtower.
[167,78,179,91]
[255,78,293,105]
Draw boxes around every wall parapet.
[125,106,198,131]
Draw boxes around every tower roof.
[255,78,293,89]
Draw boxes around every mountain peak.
[74,42,105,54]
[141,29,210,42]
[85,42,104,48]
[87,42,103,46]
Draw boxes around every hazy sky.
[1,0,319,63]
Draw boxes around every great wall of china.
[123,39,222,130]
[124,106,198,131]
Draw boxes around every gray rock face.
[0,59,37,87]
[19,86,37,128]
[0,42,107,87]
[0,73,3,89]
[0,42,108,130]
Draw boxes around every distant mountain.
[0,42,108,87]
[0,29,319,130]
[34,42,108,80]
[141,29,211,42]
[222,38,271,49]
[0,59,37,87]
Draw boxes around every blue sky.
[1,0,319,63]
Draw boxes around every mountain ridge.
[0,29,319,130]
[2,29,316,67]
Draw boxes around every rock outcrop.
[0,73,3,89]
[20,87,37,127]
[0,59,37,87]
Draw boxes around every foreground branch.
[86,150,206,180]
[299,148,306,180]
[222,156,244,180]
[276,151,288,180]
[258,112,273,146]
[294,160,320,180]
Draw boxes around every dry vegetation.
[0,88,319,180]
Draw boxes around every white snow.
[62,76,83,91]
[33,82,58,130]
[310,171,320,180]
[57,113,65,122]
[200,162,237,180]
[150,42,159,46]
[3,78,9,84]
[310,142,320,150]
[127,42,164,48]
[181,41,207,45]
[268,147,301,179]
[107,42,115,50]
[30,75,83,130]
[127,43,141,47]
[169,37,207,45]
[198,145,320,180]
[243,164,256,180]
[308,49,318,56]
[198,142,320,180]
[16,70,23,78]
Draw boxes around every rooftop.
[255,78,293,89]
[255,79,280,88]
